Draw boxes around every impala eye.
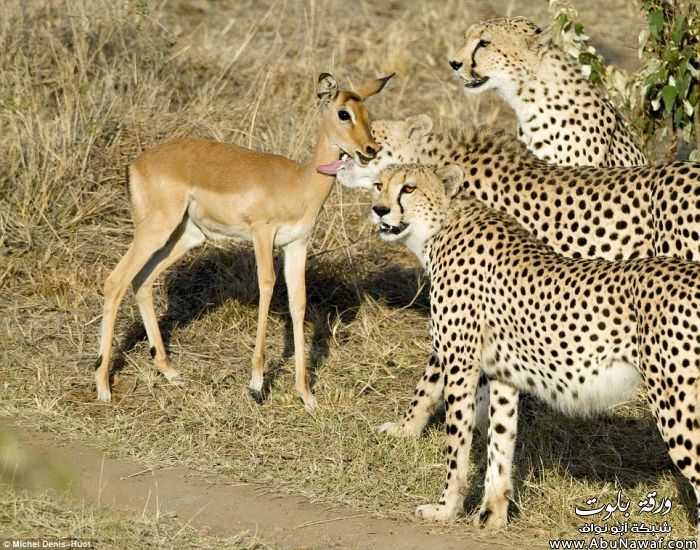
[402,185,416,194]
[373,182,383,191]
[477,39,490,49]
[338,110,351,121]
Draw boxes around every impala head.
[371,164,463,254]
[448,17,546,95]
[316,72,395,176]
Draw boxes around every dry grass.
[1,0,696,546]
[1,486,268,548]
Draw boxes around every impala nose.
[449,60,463,71]
[372,205,390,217]
[364,145,378,159]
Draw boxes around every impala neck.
[301,124,339,206]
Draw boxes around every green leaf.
[661,45,677,62]
[670,14,687,44]
[634,116,647,130]
[643,70,662,88]
[673,107,687,128]
[689,85,700,105]
[648,10,664,40]
[579,52,596,64]
[661,84,678,111]
[676,74,690,99]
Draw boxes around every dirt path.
[4,422,509,549]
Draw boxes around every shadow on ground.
[103,245,695,527]
[108,246,429,394]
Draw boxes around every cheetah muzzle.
[379,221,409,236]
[460,73,489,89]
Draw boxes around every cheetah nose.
[372,205,390,217]
[449,60,463,71]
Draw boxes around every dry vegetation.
[1,486,267,548]
[1,0,696,546]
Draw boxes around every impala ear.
[317,73,339,103]
[405,114,433,140]
[436,164,463,198]
[355,73,395,100]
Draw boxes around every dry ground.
[1,0,697,546]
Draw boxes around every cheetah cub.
[449,17,646,167]
[372,164,699,533]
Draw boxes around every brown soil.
[5,421,507,549]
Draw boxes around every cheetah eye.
[477,39,490,49]
[402,184,416,194]
[338,109,351,121]
[373,182,383,191]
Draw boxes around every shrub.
[549,0,700,161]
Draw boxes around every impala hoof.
[301,393,318,412]
[249,388,264,404]
[96,387,111,404]
[164,370,182,385]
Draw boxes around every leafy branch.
[548,0,700,161]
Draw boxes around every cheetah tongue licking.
[317,153,353,176]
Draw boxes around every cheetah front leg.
[377,352,444,437]
[415,357,480,521]
[475,380,519,528]
[378,354,490,438]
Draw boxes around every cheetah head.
[371,164,463,260]
[448,17,547,97]
[336,114,433,189]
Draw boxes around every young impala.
[95,72,393,411]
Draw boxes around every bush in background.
[549,0,699,161]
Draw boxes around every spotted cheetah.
[339,116,700,437]
[448,16,647,167]
[371,164,699,533]
[337,114,699,263]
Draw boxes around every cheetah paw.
[376,421,421,438]
[474,503,508,528]
[415,503,456,521]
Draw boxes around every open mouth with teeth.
[317,149,373,176]
[462,74,489,88]
[379,221,409,236]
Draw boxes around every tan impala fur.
[95,72,393,411]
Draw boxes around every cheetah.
[448,16,646,167]
[371,163,699,533]
[338,116,700,436]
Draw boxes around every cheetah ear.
[436,164,463,198]
[317,73,339,104]
[405,114,433,140]
[529,24,553,49]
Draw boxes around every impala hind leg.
[133,217,205,384]
[249,226,276,403]
[96,221,184,403]
[283,239,316,411]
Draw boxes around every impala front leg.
[283,239,316,411]
[249,226,276,402]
